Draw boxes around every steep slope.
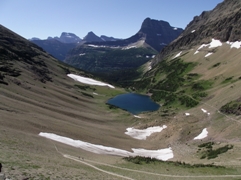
[0,24,137,179]
[133,0,241,160]
[152,0,241,65]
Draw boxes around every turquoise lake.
[107,93,160,115]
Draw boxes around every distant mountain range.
[30,31,121,44]
[30,18,183,60]
[88,18,183,52]
[30,18,183,82]
[30,32,121,61]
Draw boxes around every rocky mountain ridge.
[87,18,183,52]
[47,32,82,43]
[152,0,241,65]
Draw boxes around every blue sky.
[0,0,223,40]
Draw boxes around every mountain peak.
[141,18,171,29]
[83,31,103,42]
[58,32,81,43]
[135,18,183,51]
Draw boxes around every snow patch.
[209,39,222,48]
[191,30,196,33]
[79,53,85,56]
[197,44,209,51]
[201,108,207,113]
[67,74,115,88]
[39,132,173,161]
[185,113,190,116]
[201,108,210,116]
[173,27,178,30]
[132,148,173,161]
[194,38,222,55]
[230,41,241,49]
[226,41,232,45]
[194,128,208,140]
[194,50,199,55]
[205,52,213,57]
[173,51,182,59]
[122,46,136,50]
[134,115,141,118]
[125,125,167,140]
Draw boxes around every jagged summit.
[135,18,183,51]
[37,32,82,43]
[83,31,103,42]
[57,32,82,43]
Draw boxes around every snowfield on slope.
[194,38,222,54]
[125,125,167,140]
[194,128,208,140]
[227,41,241,49]
[173,51,182,59]
[67,74,115,88]
[39,132,174,161]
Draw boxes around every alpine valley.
[31,18,183,85]
[1,0,241,180]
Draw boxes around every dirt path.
[54,144,241,179]
[64,154,134,180]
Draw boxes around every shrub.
[220,98,241,115]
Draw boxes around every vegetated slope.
[139,0,241,110]
[133,0,241,159]
[64,44,156,86]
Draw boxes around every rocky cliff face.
[134,18,183,51]
[153,0,241,65]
